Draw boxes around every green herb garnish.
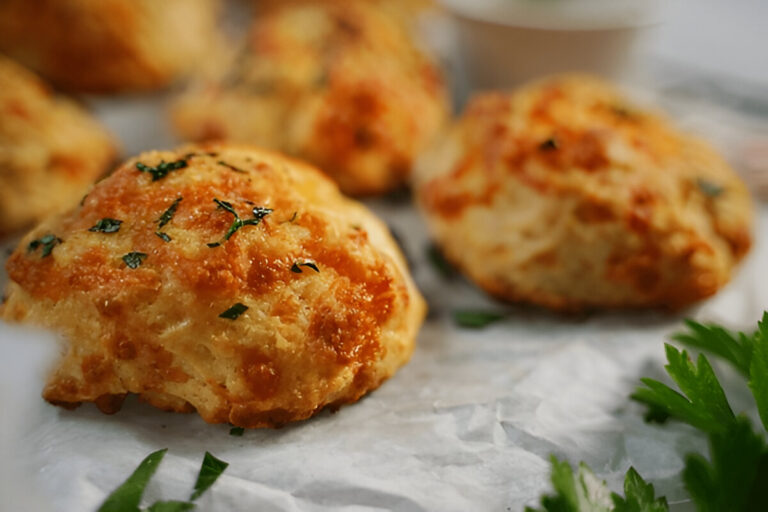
[189,452,229,501]
[89,218,123,233]
[157,197,182,229]
[539,137,559,151]
[217,161,247,174]
[98,448,168,512]
[136,159,188,181]
[427,244,456,279]
[207,199,272,247]
[229,427,244,436]
[453,310,505,329]
[697,178,724,198]
[290,261,320,273]
[98,450,228,512]
[155,232,172,243]
[28,234,62,258]
[532,313,768,511]
[527,457,668,512]
[219,302,248,320]
[122,252,148,269]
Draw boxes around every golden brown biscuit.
[0,0,221,93]
[2,143,425,427]
[415,74,753,311]
[0,56,117,237]
[171,0,449,196]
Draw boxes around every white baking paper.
[2,58,768,512]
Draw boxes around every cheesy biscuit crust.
[415,75,753,311]
[3,143,425,427]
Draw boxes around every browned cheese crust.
[0,56,117,236]
[171,0,449,196]
[415,75,753,311]
[0,0,221,93]
[2,143,425,427]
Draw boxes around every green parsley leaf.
[682,417,768,512]
[155,232,172,243]
[157,197,182,229]
[426,244,456,279]
[89,218,123,233]
[122,252,148,269]
[749,312,768,431]
[136,159,188,181]
[189,452,229,501]
[611,467,669,512]
[229,427,244,436]
[539,137,559,151]
[217,161,247,173]
[696,178,724,198]
[28,234,62,258]
[671,319,754,377]
[146,501,195,512]
[219,302,248,320]
[631,345,735,434]
[290,261,320,273]
[525,456,613,512]
[453,310,505,329]
[98,448,168,512]
[208,199,272,247]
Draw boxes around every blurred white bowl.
[440,0,663,91]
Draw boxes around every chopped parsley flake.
[207,199,273,247]
[219,302,248,320]
[98,449,228,512]
[155,232,172,243]
[229,427,244,436]
[453,310,505,329]
[697,178,724,198]
[28,234,62,258]
[89,218,123,233]
[98,449,167,512]
[157,197,183,229]
[190,452,229,501]
[122,252,148,269]
[427,244,456,279]
[291,261,320,273]
[539,137,559,151]
[217,160,247,173]
[136,158,188,181]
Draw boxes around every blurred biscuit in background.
[171,0,449,196]
[415,74,753,311]
[0,56,117,237]
[0,0,222,93]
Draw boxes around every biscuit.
[171,0,449,195]
[0,56,116,236]
[0,0,221,93]
[2,143,425,427]
[415,75,753,311]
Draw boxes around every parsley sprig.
[531,313,768,511]
[527,457,668,512]
[98,450,228,512]
[207,199,272,247]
